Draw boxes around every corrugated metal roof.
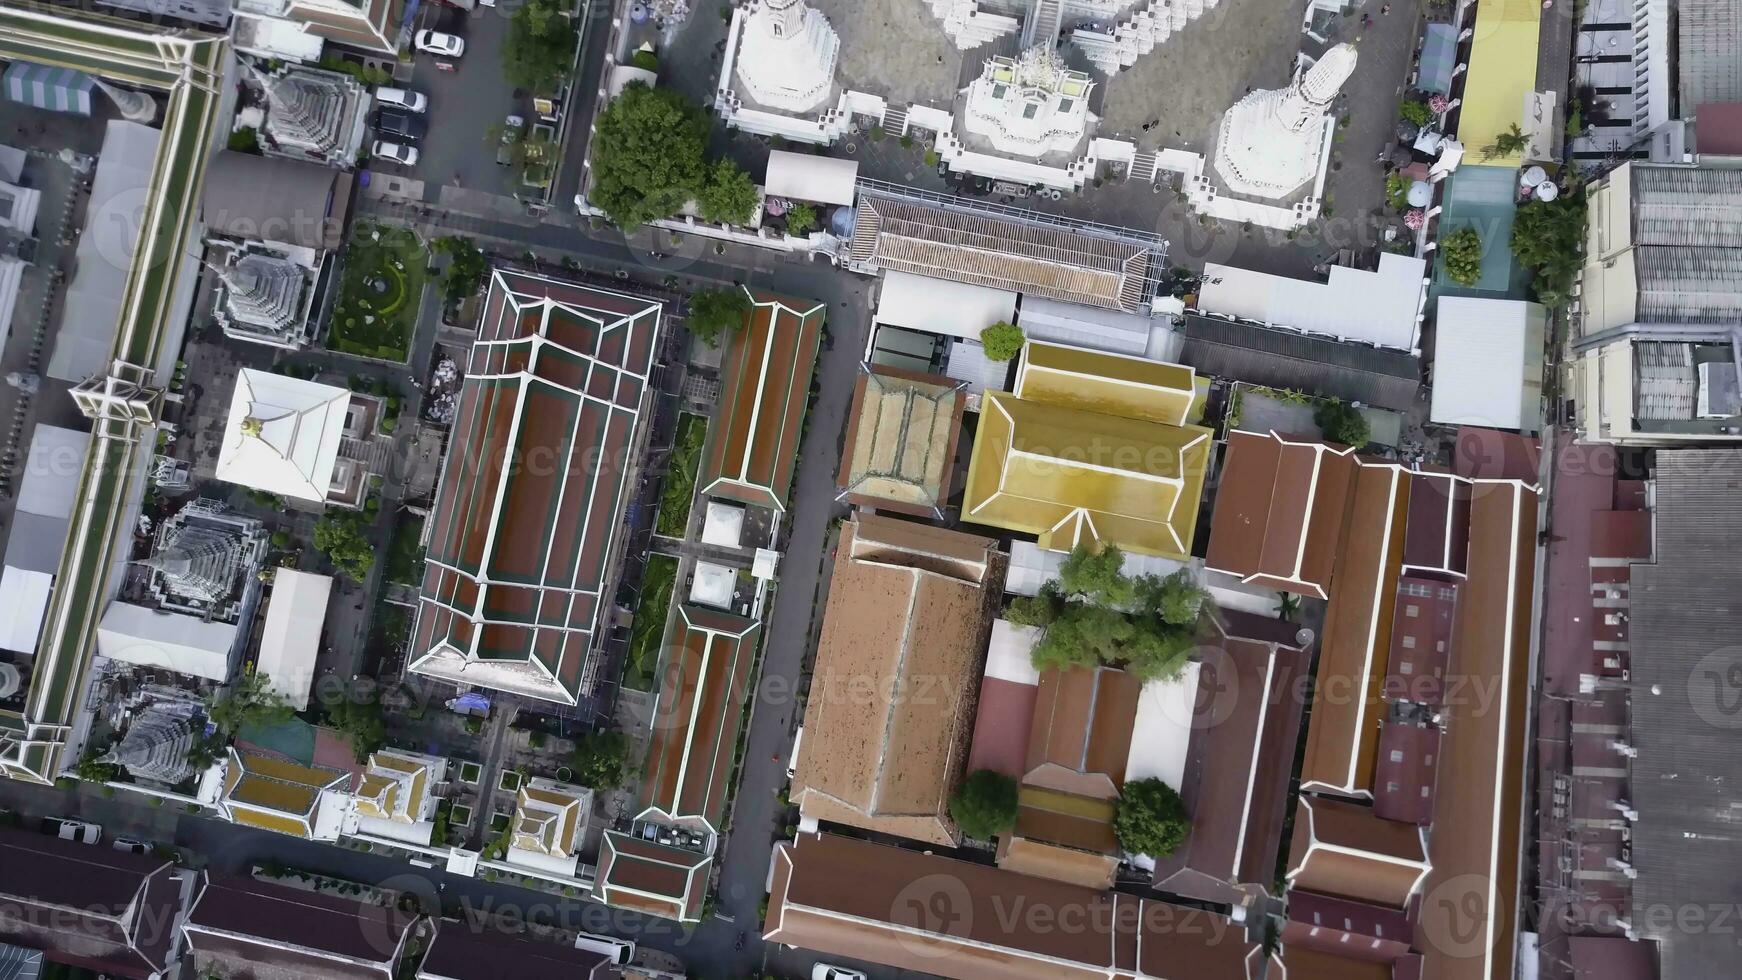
[1428,297,1546,432]
[1628,449,1742,980]
[1177,313,1420,410]
[1630,166,1742,246]
[1678,0,1742,111]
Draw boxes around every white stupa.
[1212,43,1357,199]
[961,46,1095,157]
[215,369,350,503]
[734,0,840,113]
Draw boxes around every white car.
[111,836,150,854]
[374,86,427,113]
[812,967,866,980]
[415,30,465,57]
[572,933,634,965]
[372,140,419,167]
[42,817,101,844]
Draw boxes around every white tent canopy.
[1199,252,1428,352]
[701,501,745,549]
[216,369,349,502]
[1123,662,1202,791]
[96,601,237,681]
[0,565,52,654]
[764,149,859,207]
[690,561,737,609]
[1430,296,1547,433]
[255,569,332,710]
[875,271,1017,341]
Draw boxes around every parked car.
[374,86,427,113]
[786,725,804,780]
[414,30,465,57]
[375,108,428,141]
[812,967,867,980]
[572,933,634,966]
[41,817,101,844]
[111,836,150,854]
[372,140,419,166]
[496,114,524,166]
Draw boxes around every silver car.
[372,140,419,167]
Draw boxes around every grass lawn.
[654,413,707,538]
[624,553,677,692]
[328,222,427,361]
[385,514,426,586]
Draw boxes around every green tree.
[207,670,293,736]
[572,731,632,789]
[1397,99,1432,127]
[1510,194,1587,306]
[1481,122,1529,161]
[949,769,1018,840]
[324,696,386,762]
[227,127,261,155]
[1441,226,1483,287]
[503,0,577,96]
[630,48,659,72]
[74,750,121,784]
[686,286,751,348]
[1114,777,1189,856]
[1313,400,1371,448]
[785,202,817,237]
[1017,545,1212,682]
[1059,544,1135,606]
[979,321,1025,361]
[1135,569,1208,626]
[314,513,375,582]
[697,159,759,226]
[434,236,489,304]
[589,83,709,228]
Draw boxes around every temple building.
[252,63,369,167]
[141,498,268,622]
[215,369,359,505]
[733,0,839,113]
[1213,43,1357,199]
[212,251,315,350]
[101,701,200,784]
[960,47,1094,159]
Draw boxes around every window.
[1022,102,1039,119]
[1405,604,1419,618]
[991,83,1008,99]
[1402,635,1417,649]
[1436,640,1446,652]
[1421,786,1431,797]
[1058,98,1074,113]
[1424,754,1434,765]
[1400,661,1414,674]
[1390,750,1404,763]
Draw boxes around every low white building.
[1430,297,1547,434]
[254,568,332,710]
[96,601,238,682]
[506,777,592,878]
[1198,252,1428,353]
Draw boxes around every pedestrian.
[1381,3,1391,12]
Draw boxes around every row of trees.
[591,84,769,229]
[1004,544,1210,683]
[949,769,1189,857]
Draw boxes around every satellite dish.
[1294,627,1316,647]
[1535,181,1559,201]
[0,663,19,700]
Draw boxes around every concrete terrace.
[811,0,965,109]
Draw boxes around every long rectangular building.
[411,269,663,705]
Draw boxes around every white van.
[573,933,634,965]
[374,86,427,113]
[787,726,804,780]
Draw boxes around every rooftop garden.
[328,222,427,362]
[623,553,677,692]
[655,413,708,538]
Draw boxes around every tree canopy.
[1003,544,1209,681]
[207,670,293,736]
[686,286,751,348]
[503,0,577,96]
[589,83,709,228]
[949,769,1018,840]
[1481,122,1528,161]
[1510,193,1586,307]
[697,159,759,226]
[324,695,386,762]
[314,513,374,582]
[785,202,817,237]
[1114,777,1190,856]
[1441,226,1483,287]
[1313,399,1370,448]
[980,321,1025,361]
[434,236,488,305]
[572,731,632,789]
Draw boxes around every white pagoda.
[215,368,351,503]
[214,252,313,350]
[102,702,199,784]
[733,0,840,112]
[961,47,1095,158]
[1212,43,1357,199]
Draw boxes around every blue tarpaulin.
[1419,24,1459,95]
[3,61,95,116]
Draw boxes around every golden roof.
[1014,342,1196,425]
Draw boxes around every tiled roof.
[0,827,180,979]
[418,924,611,980]
[1678,0,1742,111]
[836,365,966,517]
[640,606,760,831]
[698,290,823,511]
[412,269,663,704]
[592,830,712,923]
[184,875,415,980]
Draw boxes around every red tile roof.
[700,290,824,511]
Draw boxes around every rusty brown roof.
[1205,431,1355,598]
[699,290,824,511]
[1286,797,1429,909]
[412,269,662,704]
[793,515,1005,845]
[638,606,759,831]
[0,828,180,980]
[836,365,967,518]
[591,829,710,923]
[764,831,1265,980]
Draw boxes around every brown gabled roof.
[639,606,760,831]
[1286,797,1429,909]
[413,269,663,704]
[1205,431,1355,598]
[0,827,182,980]
[1281,889,1414,962]
[1401,473,1471,576]
[699,290,824,511]
[1372,721,1440,825]
[418,923,612,980]
[764,831,1266,980]
[184,875,416,980]
[591,829,711,923]
[836,365,967,517]
[1417,480,1536,980]
[1023,665,1140,795]
[1273,946,1396,980]
[1154,620,1307,899]
[1300,462,1409,796]
[793,515,1005,845]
